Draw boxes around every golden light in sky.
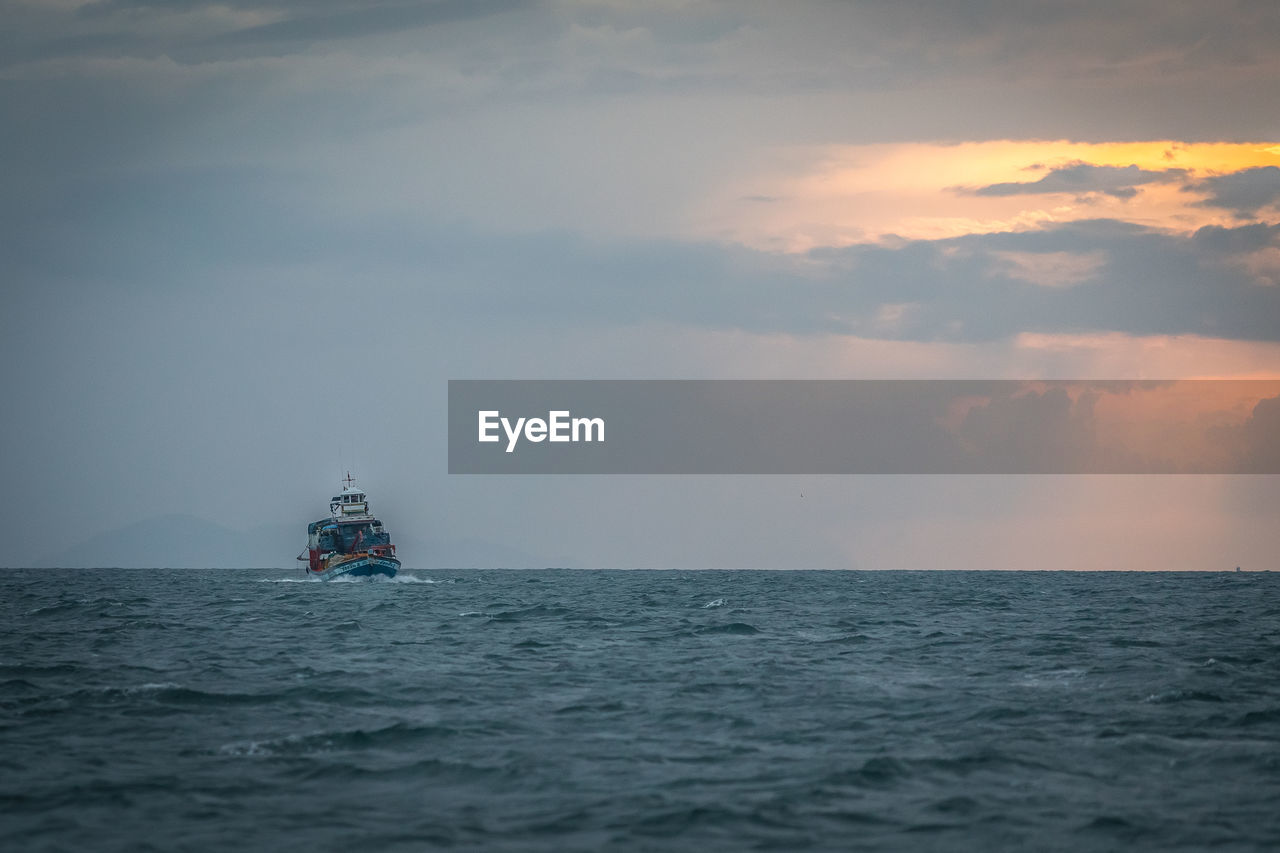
[697,140,1280,252]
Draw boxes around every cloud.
[946,382,1280,474]
[804,219,1280,341]
[5,1,1280,145]
[3,8,1279,352]
[966,162,1187,199]
[8,154,1280,343]
[845,0,1280,78]
[1192,222,1280,252]
[1185,165,1280,217]
[0,0,535,68]
[20,0,1270,76]
[1238,394,1280,471]
[1193,222,1280,285]
[708,142,1280,250]
[986,250,1106,288]
[1208,394,1280,472]
[948,384,1100,472]
[199,0,531,48]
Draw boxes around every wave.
[487,605,573,622]
[695,622,759,636]
[217,721,462,758]
[1144,689,1225,704]
[256,573,435,584]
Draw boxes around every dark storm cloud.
[967,163,1187,199]
[1185,166,1280,218]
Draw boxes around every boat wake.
[258,574,435,584]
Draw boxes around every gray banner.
[448,380,1280,474]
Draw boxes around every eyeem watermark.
[450,379,1280,474]
[478,410,605,453]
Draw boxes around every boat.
[298,473,400,580]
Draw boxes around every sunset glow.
[699,140,1280,251]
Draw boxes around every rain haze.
[3,0,1280,569]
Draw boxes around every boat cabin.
[331,491,368,515]
[329,473,370,517]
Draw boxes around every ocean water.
[2,569,1279,852]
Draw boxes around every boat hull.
[314,555,400,580]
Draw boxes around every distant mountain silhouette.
[33,514,551,569]
[34,515,296,569]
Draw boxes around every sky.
[2,0,1278,569]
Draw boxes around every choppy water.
[3,569,1279,851]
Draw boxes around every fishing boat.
[298,474,400,579]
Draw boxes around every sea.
[2,568,1278,852]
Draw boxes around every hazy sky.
[2,0,1278,568]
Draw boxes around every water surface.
[3,569,1278,851]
